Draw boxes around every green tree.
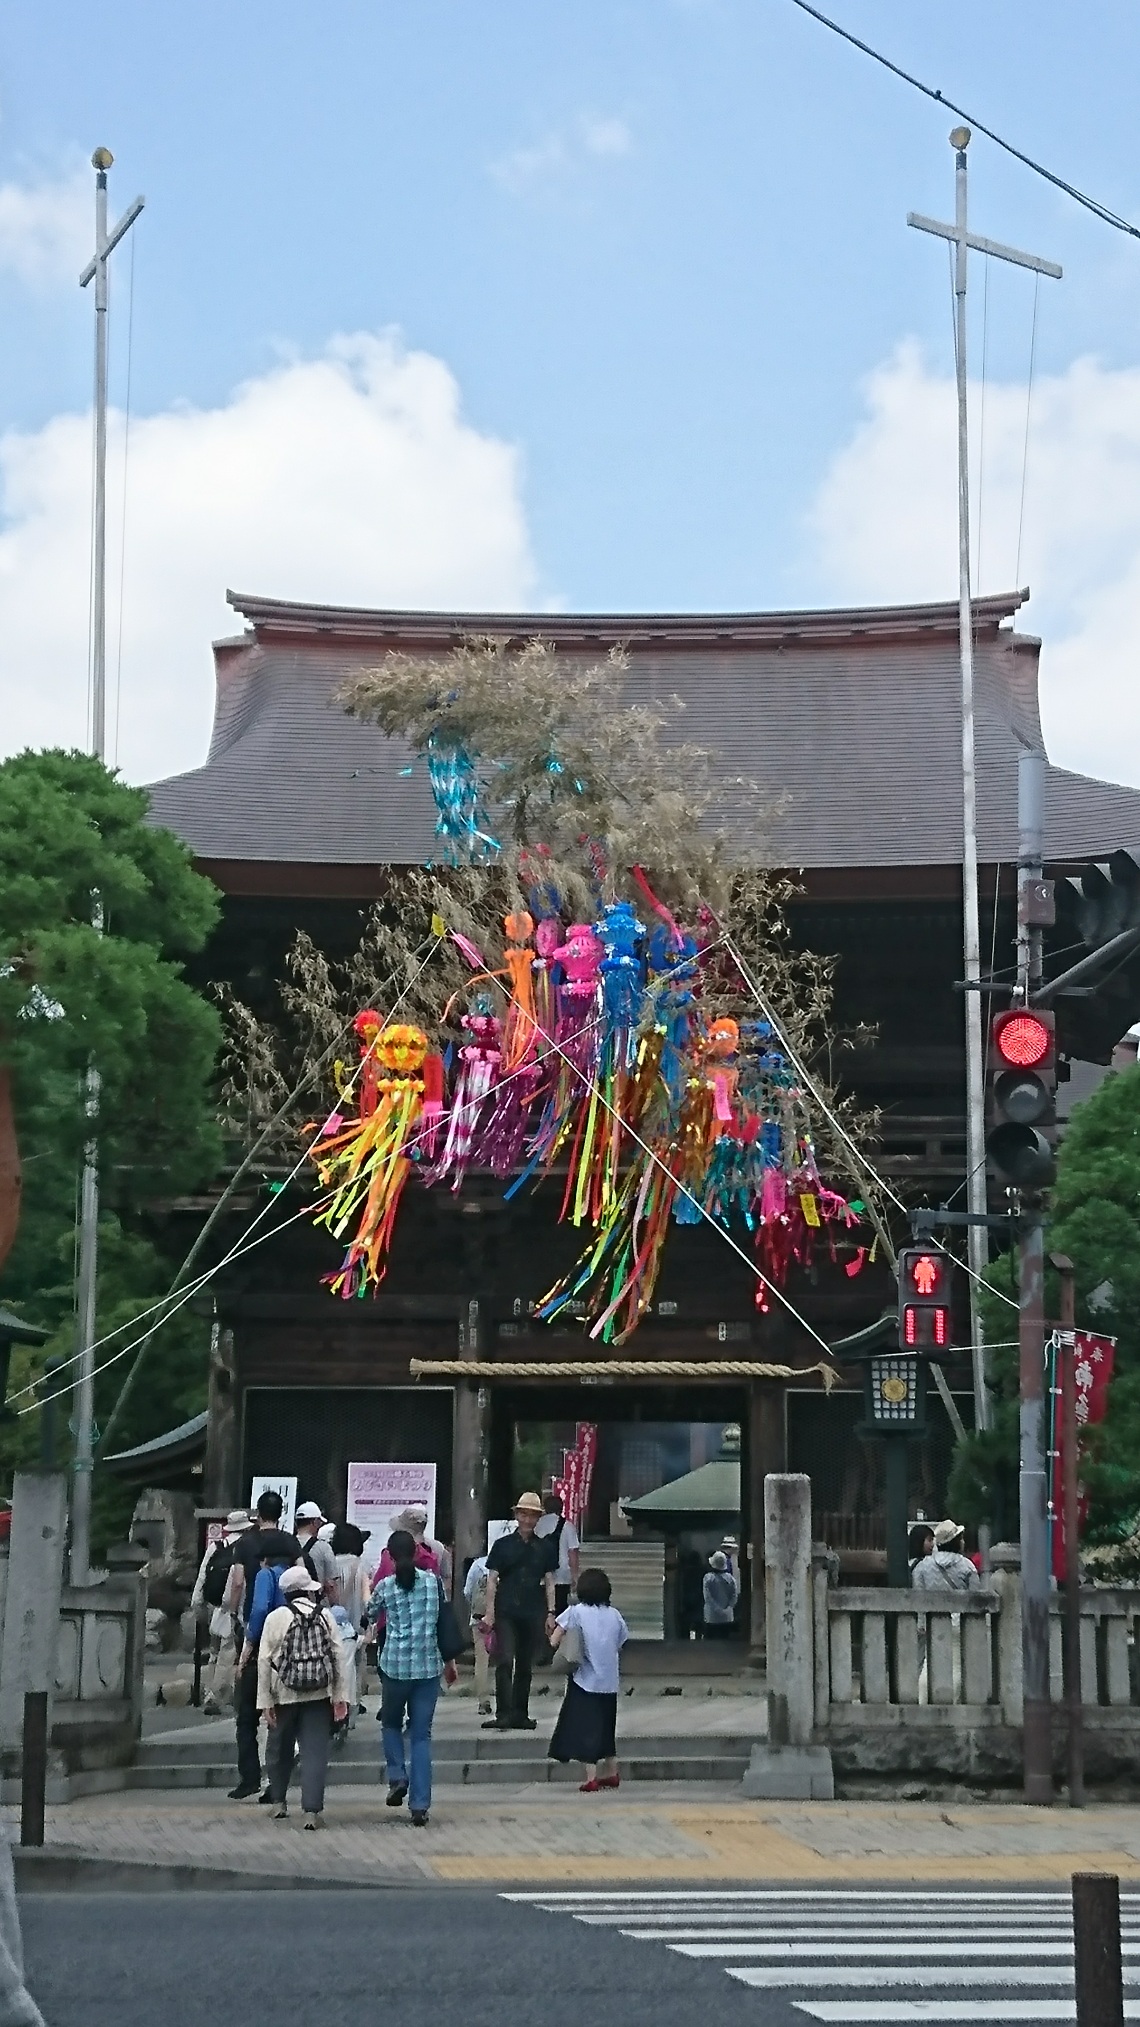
[949,1062,1140,1546]
[0,751,223,1545]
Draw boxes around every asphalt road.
[20,1881,1130,2024]
[16,1889,806,2027]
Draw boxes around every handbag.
[550,1617,583,1675]
[435,1577,466,1664]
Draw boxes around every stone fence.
[746,1474,1140,1795]
[0,1472,148,1799]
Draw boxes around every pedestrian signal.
[897,1247,951,1352]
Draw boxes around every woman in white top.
[548,1567,629,1792]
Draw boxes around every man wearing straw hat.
[480,1493,559,1730]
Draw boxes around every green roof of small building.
[0,1307,50,1346]
[623,1459,740,1517]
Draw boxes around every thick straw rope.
[410,1357,842,1388]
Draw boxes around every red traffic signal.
[987,1008,1057,1188]
[898,1246,951,1352]
[992,1009,1054,1072]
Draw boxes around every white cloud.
[0,332,539,783]
[492,114,633,193]
[0,166,90,286]
[806,341,1140,789]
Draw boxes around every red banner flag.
[1051,1329,1115,1581]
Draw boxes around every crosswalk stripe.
[569,1913,1140,1929]
[728,1966,1085,1989]
[609,1926,1132,1943]
[503,1889,1106,1903]
[671,1940,1083,1958]
[791,2006,1140,2023]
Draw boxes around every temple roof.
[146,589,1140,872]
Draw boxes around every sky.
[3,1,1140,787]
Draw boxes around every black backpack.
[202,1539,236,1610]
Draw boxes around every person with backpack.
[373,1528,456,1827]
[190,1509,248,1714]
[231,1533,303,1801]
[534,1491,580,1663]
[701,1550,740,1639]
[257,1564,350,1828]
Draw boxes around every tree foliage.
[0,752,224,1545]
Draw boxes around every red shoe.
[598,1773,621,1789]
[579,1778,601,1793]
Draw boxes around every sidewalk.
[13,1784,1140,1886]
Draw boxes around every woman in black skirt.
[548,1567,630,1792]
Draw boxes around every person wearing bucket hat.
[190,1510,251,1715]
[481,1492,559,1730]
[912,1519,982,1593]
[257,1564,351,1827]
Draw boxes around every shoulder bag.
[550,1614,584,1675]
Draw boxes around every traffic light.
[986,1007,1057,1189]
[897,1246,952,1351]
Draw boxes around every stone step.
[119,1749,750,1791]
[137,1727,757,1767]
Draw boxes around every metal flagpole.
[909,130,1060,1800]
[71,150,144,1584]
[907,132,1060,1430]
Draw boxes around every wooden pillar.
[203,1322,240,1508]
[748,1379,787,1662]
[452,1297,489,1622]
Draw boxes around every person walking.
[480,1492,558,1731]
[374,1528,454,1826]
[228,1492,302,1800]
[257,1564,350,1828]
[295,1500,340,1604]
[912,1519,981,1592]
[701,1550,740,1639]
[190,1508,248,1714]
[549,1566,629,1791]
[463,1552,493,1715]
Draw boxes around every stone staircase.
[121,1717,753,1791]
[580,1539,665,1639]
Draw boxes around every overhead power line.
[787,0,1140,241]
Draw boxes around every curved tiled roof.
[145,590,1140,871]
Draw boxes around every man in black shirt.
[480,1493,558,1730]
[228,1491,303,1799]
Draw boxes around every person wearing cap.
[480,1493,559,1730]
[295,1500,340,1605]
[912,1519,982,1592]
[702,1550,740,1638]
[257,1564,351,1828]
[190,1509,249,1715]
[229,1492,304,1801]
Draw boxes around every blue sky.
[4,1,1140,782]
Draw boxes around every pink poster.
[346,1461,437,1546]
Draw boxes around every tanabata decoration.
[309,1015,442,1297]
[307,903,859,1329]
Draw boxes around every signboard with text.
[346,1462,437,1547]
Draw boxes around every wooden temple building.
[144,588,1140,1636]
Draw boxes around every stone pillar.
[452,1297,489,1625]
[0,1472,67,1763]
[204,1323,239,1508]
[764,1472,814,1745]
[742,1471,833,1797]
[748,1382,786,1659]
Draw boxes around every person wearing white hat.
[295,1500,340,1605]
[912,1519,982,1593]
[190,1510,250,1715]
[257,1564,351,1827]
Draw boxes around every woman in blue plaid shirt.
[372,1528,455,1825]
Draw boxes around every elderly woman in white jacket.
[257,1564,350,1828]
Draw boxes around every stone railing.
[52,1548,148,1774]
[746,1478,1140,1794]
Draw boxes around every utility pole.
[70,150,144,1584]
[1015,748,1053,1800]
[907,134,1061,1444]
